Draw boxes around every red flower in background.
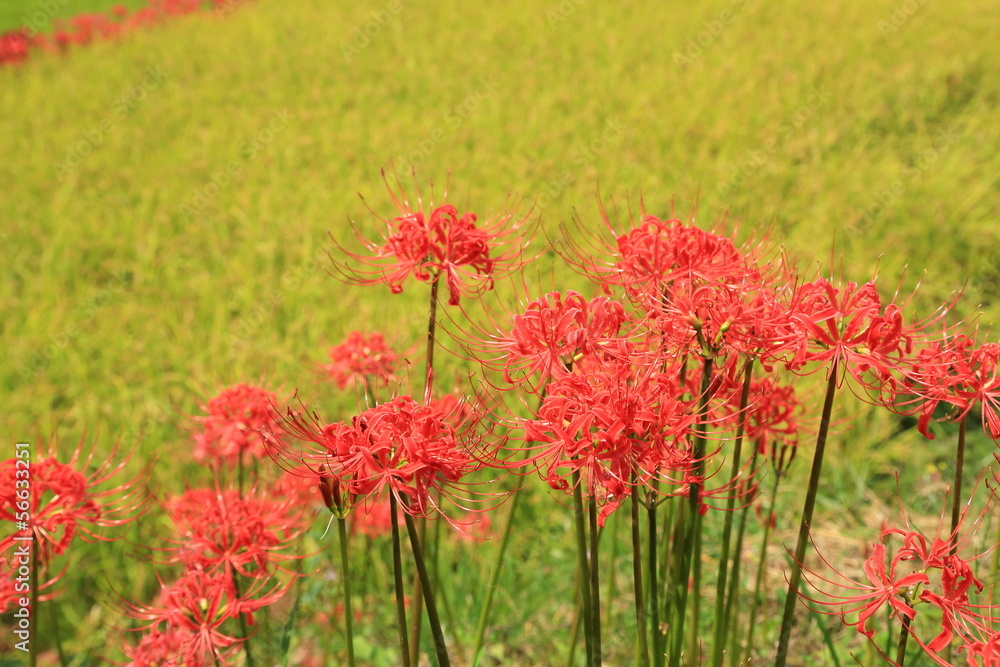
[193,383,283,465]
[124,565,290,665]
[274,394,487,523]
[161,486,304,579]
[330,170,531,305]
[321,331,399,390]
[0,437,150,568]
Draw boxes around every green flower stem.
[895,608,913,666]
[648,482,664,667]
[231,572,256,667]
[572,472,595,666]
[712,358,753,666]
[632,479,650,667]
[727,443,763,667]
[390,493,412,667]
[471,487,521,666]
[589,499,603,666]
[775,360,840,667]
[404,511,452,667]
[676,356,714,665]
[950,415,967,553]
[337,516,357,667]
[744,471,781,662]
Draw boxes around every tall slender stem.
[648,482,663,667]
[676,356,714,664]
[895,610,913,665]
[950,415,968,552]
[745,472,782,662]
[573,473,595,666]
[589,500,603,666]
[390,493,412,667]
[411,278,440,662]
[774,360,840,667]
[471,488,520,666]
[405,512,452,667]
[337,516,357,667]
[231,571,256,667]
[424,276,440,403]
[713,359,753,665]
[632,480,650,667]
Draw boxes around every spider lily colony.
[5,172,1000,667]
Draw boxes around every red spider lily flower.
[321,331,400,390]
[123,626,210,667]
[161,486,305,579]
[799,537,929,641]
[739,377,801,457]
[123,565,291,665]
[787,277,947,393]
[513,361,693,522]
[898,334,975,439]
[800,495,1000,664]
[953,343,1000,441]
[272,395,489,524]
[193,383,284,465]
[469,290,634,392]
[0,29,32,65]
[0,436,150,568]
[330,170,531,306]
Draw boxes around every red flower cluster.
[321,330,400,390]
[0,0,253,67]
[331,170,530,306]
[0,438,149,568]
[124,565,290,666]
[801,504,1000,664]
[193,383,283,465]
[276,394,485,523]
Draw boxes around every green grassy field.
[3,0,1000,664]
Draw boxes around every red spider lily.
[193,383,284,465]
[469,290,635,392]
[329,169,531,306]
[123,565,290,665]
[0,29,31,65]
[513,361,694,522]
[800,495,1000,664]
[272,394,489,524]
[321,331,400,390]
[160,486,305,579]
[0,436,150,568]
[123,626,210,667]
[787,277,946,392]
[898,334,976,439]
[739,377,801,457]
[953,343,1000,441]
[799,537,929,641]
